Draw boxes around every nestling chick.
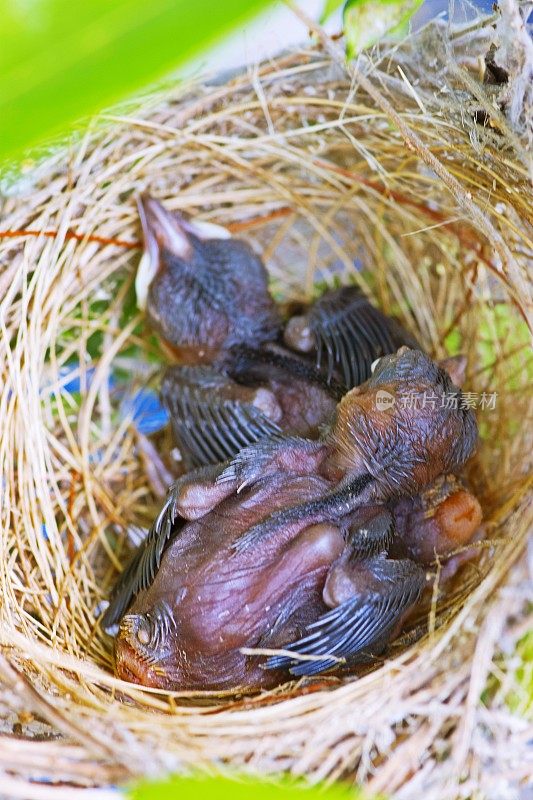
[136,195,419,468]
[105,348,478,690]
[136,194,281,357]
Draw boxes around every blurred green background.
[0,0,466,164]
[0,0,272,161]
[131,775,369,800]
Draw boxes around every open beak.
[135,193,192,311]
[135,194,231,311]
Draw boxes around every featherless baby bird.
[135,195,419,469]
[104,348,480,690]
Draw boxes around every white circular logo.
[375,390,395,411]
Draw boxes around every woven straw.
[0,5,531,799]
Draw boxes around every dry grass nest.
[0,6,532,799]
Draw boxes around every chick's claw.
[168,462,234,520]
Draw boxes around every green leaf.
[0,0,271,163]
[320,0,345,24]
[343,0,423,58]
[129,775,371,800]
[510,630,533,716]
[443,328,462,357]
[477,304,533,390]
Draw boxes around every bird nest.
[0,6,531,799]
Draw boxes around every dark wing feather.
[264,558,425,676]
[162,366,282,469]
[232,473,373,553]
[102,461,230,631]
[347,509,394,559]
[308,286,419,389]
[101,493,181,631]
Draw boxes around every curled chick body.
[136,195,418,468]
[117,473,343,690]
[107,349,480,691]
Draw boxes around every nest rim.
[0,11,531,797]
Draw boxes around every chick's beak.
[135,193,193,311]
[115,637,167,688]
